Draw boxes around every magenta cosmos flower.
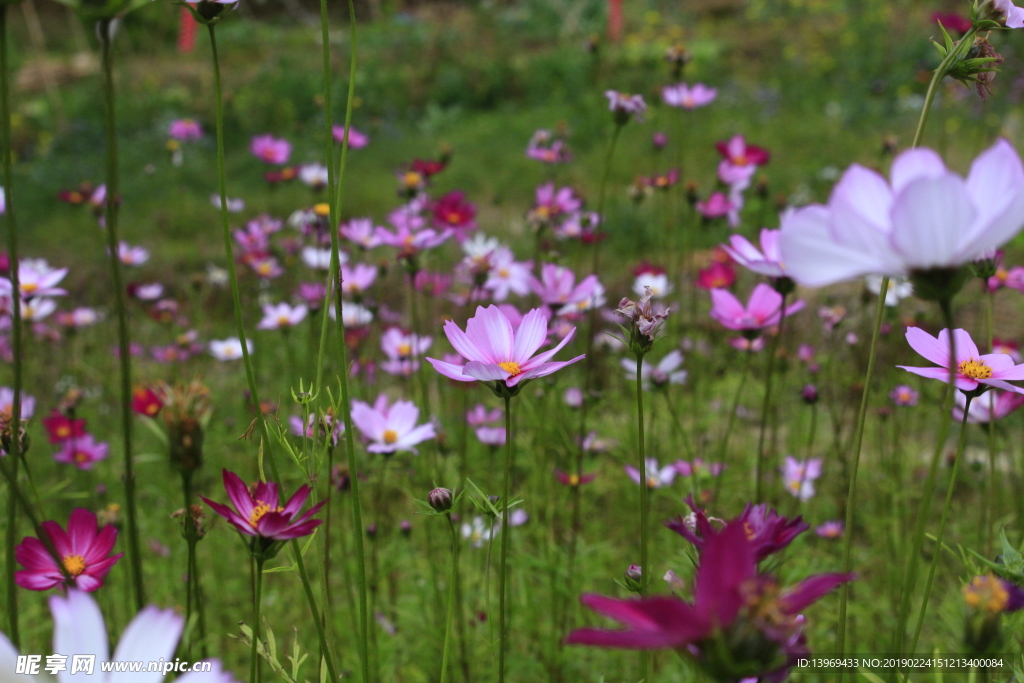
[350,394,436,454]
[15,508,123,592]
[168,118,203,141]
[250,134,292,165]
[954,390,1024,424]
[709,283,804,333]
[722,228,785,278]
[426,305,584,393]
[665,496,809,562]
[898,327,1024,394]
[566,520,853,680]
[200,470,324,551]
[662,82,717,109]
[779,140,1024,288]
[332,125,369,148]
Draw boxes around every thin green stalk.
[440,513,459,683]
[985,287,995,555]
[911,26,979,150]
[893,302,957,658]
[907,394,972,660]
[591,123,623,274]
[0,3,20,648]
[182,471,197,659]
[250,556,264,683]
[314,0,370,675]
[98,19,144,612]
[714,349,753,500]
[498,394,513,683]
[292,537,338,683]
[634,354,649,682]
[835,278,888,661]
[754,297,788,502]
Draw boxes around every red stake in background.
[178,6,198,54]
[608,0,623,42]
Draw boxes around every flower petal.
[889,174,976,269]
[51,590,109,683]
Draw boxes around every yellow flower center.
[963,575,1009,614]
[257,263,272,276]
[646,475,659,488]
[56,426,70,438]
[73,451,89,464]
[62,554,86,577]
[166,139,180,152]
[498,361,522,377]
[447,211,462,224]
[743,522,756,540]
[314,203,331,217]
[535,206,550,220]
[383,429,399,444]
[397,343,412,356]
[498,268,510,278]
[277,315,292,326]
[249,501,282,528]
[404,171,423,187]
[568,474,580,486]
[958,359,993,380]
[21,282,37,294]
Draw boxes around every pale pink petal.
[905,327,950,367]
[889,175,976,269]
[890,148,946,194]
[51,590,109,682]
[512,308,548,364]
[426,357,475,382]
[462,361,511,382]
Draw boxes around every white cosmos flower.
[0,589,238,683]
[209,337,252,360]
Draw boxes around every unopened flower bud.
[400,519,412,536]
[801,384,819,405]
[365,524,378,539]
[428,487,453,512]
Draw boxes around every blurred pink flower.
[250,134,292,164]
[350,394,436,454]
[15,508,122,592]
[709,284,804,332]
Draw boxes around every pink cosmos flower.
[332,125,369,148]
[696,192,734,220]
[200,469,324,541]
[555,469,597,486]
[722,229,785,278]
[566,520,853,673]
[781,456,822,501]
[0,386,34,420]
[988,264,1024,292]
[432,191,477,237]
[527,130,572,164]
[0,259,67,299]
[891,384,919,406]
[662,82,717,109]
[341,263,377,295]
[250,134,292,164]
[780,140,1024,287]
[15,508,122,592]
[168,118,203,141]
[605,91,646,121]
[249,256,284,280]
[954,389,1024,424]
[475,426,506,446]
[995,0,1024,28]
[426,305,584,388]
[117,242,149,267]
[994,338,1022,362]
[625,457,676,488]
[484,248,533,301]
[350,394,436,454]
[341,218,385,249]
[257,302,308,330]
[466,404,502,426]
[816,521,845,539]
[375,224,451,255]
[898,327,1024,394]
[716,134,771,169]
[696,262,736,290]
[666,497,808,562]
[54,435,109,470]
[709,283,804,332]
[531,183,582,222]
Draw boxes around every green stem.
[98,18,144,612]
[985,287,995,556]
[440,513,459,683]
[755,297,788,502]
[911,26,979,149]
[292,537,338,683]
[0,3,20,648]
[634,353,649,681]
[893,302,957,658]
[315,0,370,675]
[498,394,513,683]
[715,349,753,500]
[250,556,264,683]
[591,123,623,274]
[906,393,972,660]
[182,471,197,659]
[835,278,888,662]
